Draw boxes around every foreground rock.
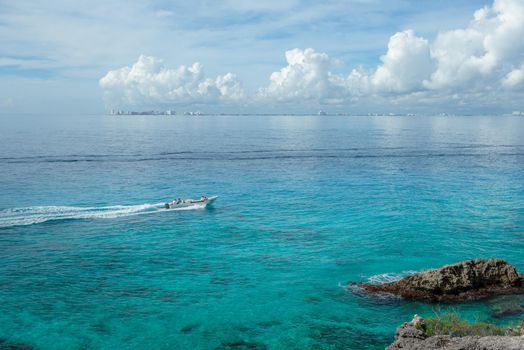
[387,315,524,350]
[350,259,524,302]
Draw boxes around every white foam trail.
[364,270,418,284]
[0,202,205,228]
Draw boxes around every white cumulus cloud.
[99,55,243,108]
[502,64,524,88]
[99,0,524,112]
[258,48,346,103]
[371,30,434,93]
[426,0,524,89]
[259,0,524,109]
[260,30,433,102]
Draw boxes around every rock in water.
[386,315,524,350]
[489,296,524,319]
[350,259,524,302]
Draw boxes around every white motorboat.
[164,196,218,209]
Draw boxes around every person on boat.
[201,195,207,201]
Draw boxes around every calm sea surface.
[0,114,523,349]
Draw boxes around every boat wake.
[0,202,207,228]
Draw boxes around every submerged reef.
[213,340,267,350]
[350,259,524,302]
[0,338,34,350]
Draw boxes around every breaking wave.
[364,270,419,284]
[0,202,207,228]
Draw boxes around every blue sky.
[1,0,523,114]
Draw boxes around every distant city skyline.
[1,0,524,115]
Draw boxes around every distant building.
[107,109,180,116]
[318,110,327,116]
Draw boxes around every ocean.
[0,114,523,349]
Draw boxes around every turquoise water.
[0,115,523,349]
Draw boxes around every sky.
[1,0,524,114]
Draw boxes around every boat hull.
[165,196,217,209]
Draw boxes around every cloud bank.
[100,55,243,108]
[100,0,524,112]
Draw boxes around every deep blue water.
[0,114,523,349]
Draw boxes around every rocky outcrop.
[386,315,524,350]
[350,259,524,301]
